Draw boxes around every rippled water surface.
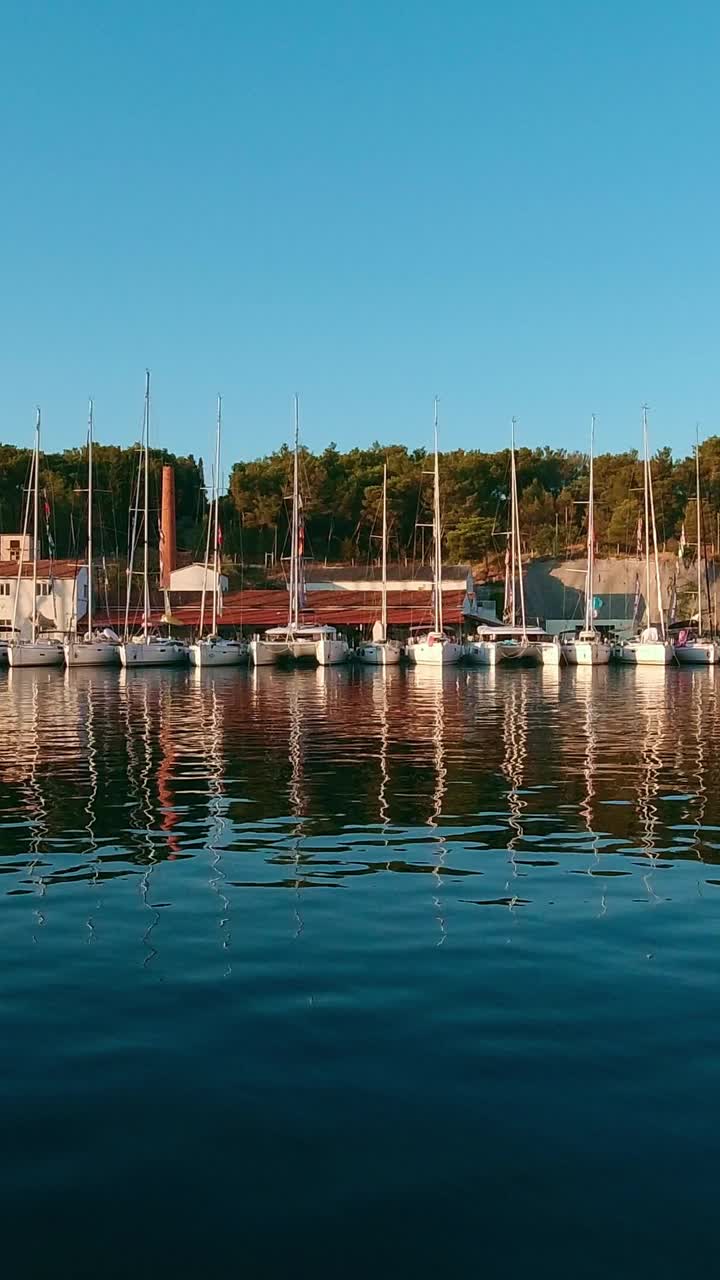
[2,662,720,1276]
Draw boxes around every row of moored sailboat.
[3,391,718,670]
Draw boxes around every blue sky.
[1,1,718,465]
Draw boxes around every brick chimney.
[159,465,177,589]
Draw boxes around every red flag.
[217,525,223,549]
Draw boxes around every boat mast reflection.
[636,677,665,904]
[501,678,528,896]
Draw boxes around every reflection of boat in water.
[573,665,605,889]
[634,674,669,900]
[501,680,528,861]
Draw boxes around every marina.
[4,3,720,1274]
[3,394,719,672]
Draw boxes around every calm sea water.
[2,662,720,1277]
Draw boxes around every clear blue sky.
[1,0,718,464]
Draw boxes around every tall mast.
[381,461,388,640]
[508,420,517,626]
[585,414,596,632]
[31,408,40,643]
[511,418,527,634]
[432,397,443,634]
[644,408,666,638]
[198,465,213,636]
[212,395,222,635]
[143,370,150,643]
[87,399,94,637]
[691,424,696,634]
[642,406,651,627]
[11,434,34,638]
[288,394,300,631]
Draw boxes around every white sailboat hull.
[357,641,403,666]
[539,641,563,666]
[120,640,187,667]
[406,638,463,666]
[464,640,497,666]
[561,639,611,666]
[64,639,120,667]
[315,638,349,666]
[249,638,288,666]
[614,640,674,665]
[674,640,720,665]
[189,638,248,667]
[8,641,64,668]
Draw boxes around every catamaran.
[189,396,247,667]
[405,399,463,667]
[119,372,187,669]
[466,419,561,666]
[615,407,674,665]
[249,397,348,667]
[561,415,612,666]
[64,400,120,667]
[357,463,403,666]
[675,429,719,664]
[8,410,64,668]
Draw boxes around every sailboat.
[249,396,348,667]
[561,415,611,665]
[675,430,719,665]
[189,396,248,668]
[467,419,559,666]
[119,372,187,669]
[615,408,675,665]
[64,400,120,667]
[8,409,64,668]
[357,463,403,666]
[405,399,463,666]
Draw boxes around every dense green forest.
[2,436,720,571]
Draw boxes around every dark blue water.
[1,662,719,1277]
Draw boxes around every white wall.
[169,563,228,593]
[0,568,87,635]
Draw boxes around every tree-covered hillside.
[2,435,720,569]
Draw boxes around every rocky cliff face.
[522,554,717,625]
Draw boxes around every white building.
[0,560,88,638]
